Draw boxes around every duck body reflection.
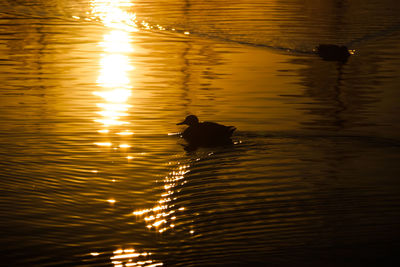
[177,115,236,150]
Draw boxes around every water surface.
[1,0,400,266]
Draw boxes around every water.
[1,0,400,266]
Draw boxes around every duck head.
[177,115,199,126]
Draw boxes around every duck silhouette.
[177,115,236,149]
[315,44,351,62]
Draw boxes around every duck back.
[182,121,236,147]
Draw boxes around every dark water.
[1,0,400,266]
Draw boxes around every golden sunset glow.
[111,248,163,267]
[119,144,131,148]
[92,0,136,149]
[90,0,138,32]
[133,163,190,233]
[97,56,133,88]
[98,129,110,133]
[94,142,113,147]
[100,30,134,53]
[1,0,399,266]
[107,199,116,204]
[94,88,132,102]
[117,131,134,135]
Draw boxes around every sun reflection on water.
[102,248,163,267]
[87,1,195,265]
[91,0,135,145]
[133,163,190,233]
[91,0,138,32]
[88,1,167,266]
[100,30,135,53]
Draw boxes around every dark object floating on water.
[315,44,352,62]
[177,115,236,150]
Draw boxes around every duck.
[315,44,351,62]
[177,115,236,148]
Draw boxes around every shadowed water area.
[1,0,400,266]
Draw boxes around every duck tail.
[228,126,236,134]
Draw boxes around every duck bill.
[176,121,185,125]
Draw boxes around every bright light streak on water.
[0,0,400,266]
[90,0,138,32]
[110,248,162,267]
[91,0,136,157]
[133,163,190,234]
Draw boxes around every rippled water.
[1,0,400,266]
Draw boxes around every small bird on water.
[177,115,236,149]
[315,44,352,62]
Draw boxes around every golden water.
[1,0,400,266]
